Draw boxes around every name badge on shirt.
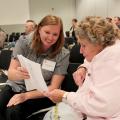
[42,59,56,71]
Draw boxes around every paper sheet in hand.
[17,55,48,91]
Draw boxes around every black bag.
[0,72,8,83]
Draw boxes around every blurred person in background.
[113,16,120,29]
[0,28,7,49]
[69,18,78,43]
[20,19,37,40]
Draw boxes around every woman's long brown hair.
[31,15,64,58]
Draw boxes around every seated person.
[70,18,78,42]
[0,15,69,120]
[19,19,37,40]
[0,29,7,49]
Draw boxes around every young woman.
[0,15,69,120]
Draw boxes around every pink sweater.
[66,40,120,120]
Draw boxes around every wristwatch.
[62,92,69,103]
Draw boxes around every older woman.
[44,16,120,120]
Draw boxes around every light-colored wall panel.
[76,0,96,19]
[107,0,120,17]
[0,24,24,35]
[76,0,120,20]
[0,0,30,25]
[29,0,76,32]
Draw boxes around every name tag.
[42,59,56,71]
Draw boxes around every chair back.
[0,50,12,70]
[69,44,84,63]
[61,44,84,91]
[61,63,81,92]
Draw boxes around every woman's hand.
[73,67,86,86]
[15,67,30,80]
[7,93,28,107]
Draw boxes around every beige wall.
[0,24,24,35]
[76,0,120,20]
[29,0,76,32]
[2,0,120,34]
[0,0,76,34]
[0,0,29,25]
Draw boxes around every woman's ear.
[38,27,42,33]
[38,26,41,31]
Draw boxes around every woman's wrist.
[24,92,30,100]
[62,92,69,103]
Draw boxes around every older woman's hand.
[73,67,86,86]
[44,89,66,103]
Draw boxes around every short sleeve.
[54,47,70,75]
[12,38,30,59]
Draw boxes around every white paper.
[17,55,48,91]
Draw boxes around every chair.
[64,37,76,49]
[61,44,84,91]
[69,44,84,63]
[0,50,12,70]
[0,50,12,91]
[61,63,80,92]
[26,107,53,120]
[9,32,16,42]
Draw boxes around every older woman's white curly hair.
[75,16,120,47]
